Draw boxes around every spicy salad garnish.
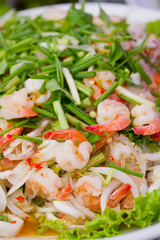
[0,3,160,239]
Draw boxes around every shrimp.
[0,127,23,147]
[0,157,19,171]
[86,100,131,135]
[0,88,38,120]
[120,191,134,209]
[54,140,93,172]
[107,183,132,208]
[83,71,116,100]
[131,103,160,135]
[74,174,103,213]
[44,129,88,146]
[44,129,93,172]
[25,167,63,201]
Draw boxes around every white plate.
[3,3,160,240]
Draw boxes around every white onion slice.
[0,214,24,237]
[3,140,35,161]
[36,206,57,213]
[7,161,30,185]
[0,185,7,212]
[100,179,120,213]
[53,201,85,219]
[7,169,35,196]
[143,152,160,161]
[70,196,95,219]
[45,212,57,221]
[27,119,51,138]
[90,167,139,198]
[7,198,29,219]
[0,170,13,179]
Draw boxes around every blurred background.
[0,0,160,16]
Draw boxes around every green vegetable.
[94,82,119,107]
[99,7,113,27]
[146,19,160,36]
[0,58,8,75]
[108,163,144,178]
[0,119,29,136]
[135,61,152,85]
[38,219,66,235]
[33,196,46,207]
[13,135,43,144]
[33,107,57,120]
[63,189,160,239]
[53,100,69,129]
[0,214,10,223]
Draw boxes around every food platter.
[1,2,160,240]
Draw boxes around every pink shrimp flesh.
[107,183,132,208]
[0,127,23,147]
[44,129,88,146]
[86,100,131,136]
[133,117,160,135]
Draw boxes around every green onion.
[74,71,95,79]
[94,81,119,107]
[0,32,9,51]
[18,71,27,90]
[118,94,141,105]
[80,97,92,108]
[71,52,105,73]
[33,107,57,120]
[62,67,81,105]
[135,61,152,85]
[53,100,69,129]
[85,152,106,169]
[108,163,144,178]
[105,169,114,185]
[99,7,114,27]
[39,79,49,94]
[116,86,155,107]
[3,86,17,95]
[3,76,20,91]
[13,135,43,144]
[55,55,64,88]
[10,38,34,53]
[65,113,88,131]
[0,63,28,91]
[75,80,93,97]
[66,103,97,125]
[0,119,29,136]
[88,134,102,144]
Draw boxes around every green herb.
[0,119,28,136]
[65,113,88,131]
[146,19,160,36]
[108,163,144,178]
[33,197,46,207]
[105,169,114,185]
[135,61,152,85]
[64,189,160,239]
[99,7,113,27]
[0,214,11,223]
[0,32,9,51]
[13,135,43,144]
[94,82,119,107]
[0,58,8,75]
[75,80,93,97]
[53,100,69,129]
[33,107,57,120]
[88,134,102,144]
[38,219,66,235]
[66,103,97,125]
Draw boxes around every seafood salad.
[0,3,160,239]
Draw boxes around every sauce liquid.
[18,220,59,238]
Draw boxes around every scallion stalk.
[75,80,93,97]
[135,61,152,85]
[80,97,92,108]
[65,113,88,131]
[108,163,144,178]
[62,67,81,105]
[94,82,119,107]
[0,119,29,136]
[105,169,114,185]
[33,107,57,120]
[13,135,43,144]
[116,86,155,107]
[66,103,97,125]
[53,100,69,129]
[3,76,20,91]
